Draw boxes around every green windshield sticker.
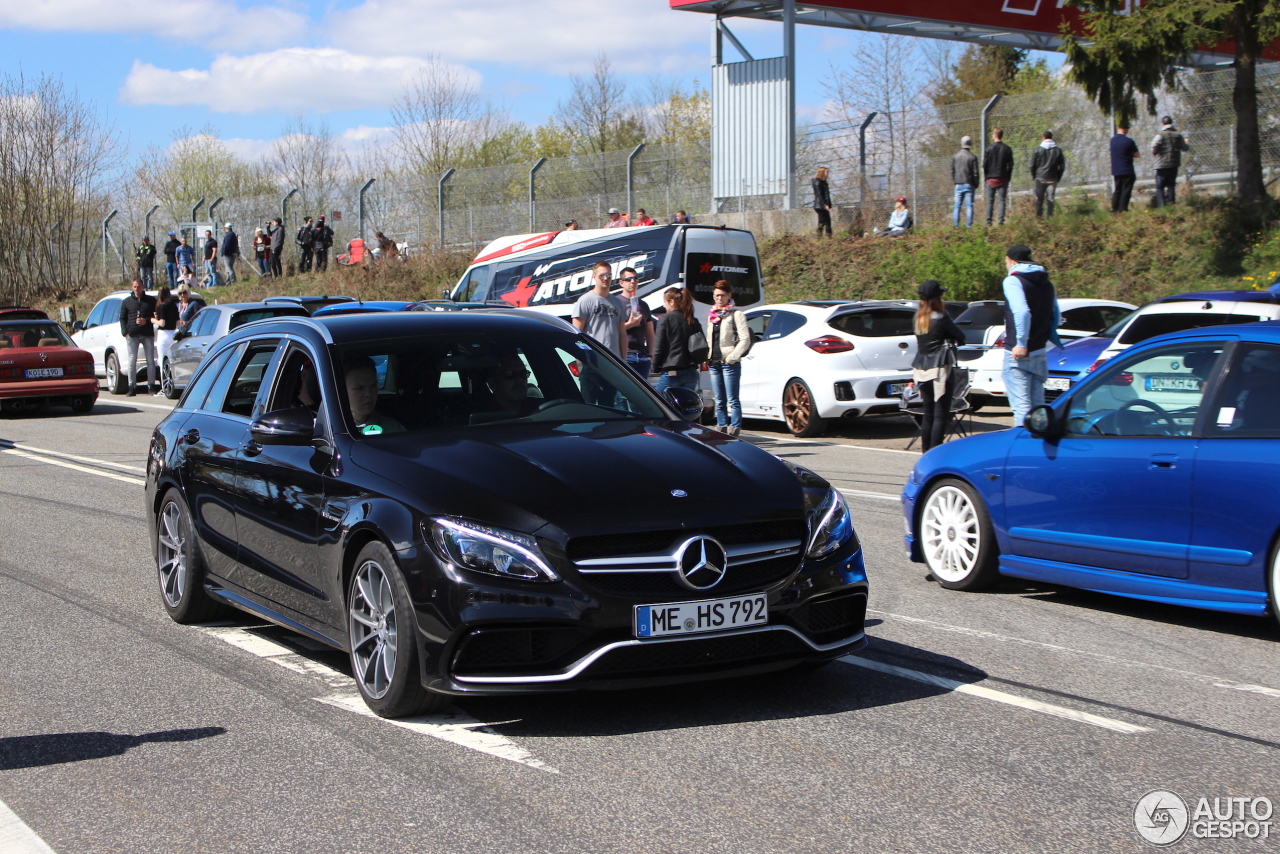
[361,424,383,436]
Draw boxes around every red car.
[0,319,98,414]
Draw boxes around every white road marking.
[2,442,145,473]
[746,432,920,455]
[0,448,145,486]
[107,399,175,412]
[838,488,900,502]
[198,627,559,771]
[843,656,1150,734]
[0,798,56,854]
[868,609,1280,700]
[316,694,559,774]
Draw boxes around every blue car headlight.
[806,488,857,559]
[430,518,560,582]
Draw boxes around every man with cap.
[162,231,181,288]
[564,220,580,231]
[1151,115,1190,207]
[1110,125,1140,212]
[220,223,239,285]
[1030,131,1067,217]
[952,136,979,228]
[982,128,1014,226]
[604,208,627,229]
[1001,245,1063,428]
[912,279,966,451]
[312,215,334,271]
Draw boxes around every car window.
[1098,307,1133,330]
[828,308,916,338]
[190,309,219,337]
[1064,343,1224,438]
[184,348,236,411]
[1206,343,1280,438]
[0,323,71,347]
[267,346,322,413]
[763,311,805,340]
[1060,307,1103,333]
[1116,312,1240,346]
[220,346,277,418]
[454,265,491,302]
[745,311,773,342]
[954,304,1004,329]
[228,307,306,331]
[85,299,109,329]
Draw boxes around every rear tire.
[1268,541,1280,632]
[157,491,226,623]
[918,478,1000,591]
[783,379,828,438]
[105,352,127,395]
[347,541,450,718]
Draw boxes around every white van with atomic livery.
[444,224,766,321]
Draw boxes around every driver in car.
[484,354,538,415]
[344,356,405,435]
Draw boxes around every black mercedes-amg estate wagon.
[146,311,867,717]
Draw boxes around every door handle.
[183,428,199,445]
[898,342,910,349]
[1149,454,1178,470]
[243,441,263,458]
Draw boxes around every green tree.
[929,45,1025,107]
[1062,0,1280,205]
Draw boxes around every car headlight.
[430,518,560,582]
[806,488,857,559]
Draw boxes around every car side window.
[1206,343,1280,438]
[1064,343,1224,438]
[764,311,805,340]
[85,300,108,329]
[457,265,491,302]
[1097,307,1132,330]
[186,348,237,411]
[1059,307,1102,333]
[268,346,322,413]
[219,346,277,418]
[190,310,218,337]
[745,311,773,342]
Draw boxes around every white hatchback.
[966,298,1136,406]
[737,301,919,436]
[71,289,201,395]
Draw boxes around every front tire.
[783,379,828,438]
[918,478,1000,591]
[347,542,449,718]
[1268,541,1280,632]
[157,491,226,623]
[162,359,181,400]
[105,352,127,395]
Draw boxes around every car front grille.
[585,630,811,677]
[786,592,867,645]
[566,520,806,600]
[452,626,593,675]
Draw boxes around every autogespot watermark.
[1135,790,1274,845]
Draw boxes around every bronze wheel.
[783,379,827,437]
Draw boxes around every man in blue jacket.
[1001,245,1062,428]
[220,223,240,285]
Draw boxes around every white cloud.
[119,48,478,113]
[0,0,306,49]
[328,0,707,75]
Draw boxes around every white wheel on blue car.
[1269,542,1280,631]
[919,478,999,591]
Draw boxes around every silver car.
[162,302,307,399]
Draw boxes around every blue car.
[902,322,1280,625]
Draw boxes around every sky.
[0,0,962,165]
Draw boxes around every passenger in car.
[343,356,405,435]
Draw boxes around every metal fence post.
[191,198,205,223]
[438,168,455,248]
[626,144,646,219]
[281,188,298,226]
[859,112,878,213]
[207,197,224,226]
[102,209,118,282]
[144,205,160,244]
[358,178,375,244]
[528,157,547,231]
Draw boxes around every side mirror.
[173,329,189,341]
[71,320,85,332]
[664,386,703,421]
[1024,404,1057,437]
[441,288,451,301]
[250,406,316,445]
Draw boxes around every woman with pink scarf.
[705,280,752,435]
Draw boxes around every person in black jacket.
[651,287,699,394]
[312,215,334,272]
[268,217,285,277]
[135,236,157,288]
[118,279,158,396]
[162,232,181,288]
[1029,131,1067,218]
[911,280,966,451]
[812,166,832,237]
[297,217,314,272]
[220,223,240,285]
[982,128,1014,226]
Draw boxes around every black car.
[263,295,357,315]
[146,312,868,717]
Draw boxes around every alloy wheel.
[157,501,188,608]
[349,559,398,700]
[784,381,811,432]
[921,485,981,583]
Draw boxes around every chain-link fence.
[82,64,1280,290]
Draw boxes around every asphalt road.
[1,396,1277,853]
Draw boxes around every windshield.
[1098,309,1137,339]
[1116,312,1247,346]
[229,307,307,330]
[336,331,671,437]
[0,323,72,347]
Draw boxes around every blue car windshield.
[335,332,670,437]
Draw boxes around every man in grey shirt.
[571,261,628,359]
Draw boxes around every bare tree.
[267,116,350,223]
[135,128,274,228]
[0,73,120,301]
[555,54,642,154]
[392,56,509,175]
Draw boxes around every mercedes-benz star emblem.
[670,489,687,498]
[674,536,727,590]
[39,352,47,362]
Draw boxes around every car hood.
[1048,335,1111,375]
[347,420,808,539]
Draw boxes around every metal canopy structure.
[673,0,1274,66]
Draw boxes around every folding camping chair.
[900,367,974,451]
